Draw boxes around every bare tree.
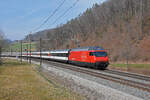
[0,29,5,65]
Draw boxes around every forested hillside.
[25,0,150,62]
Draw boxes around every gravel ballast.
[29,59,148,100]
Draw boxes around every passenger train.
[23,46,109,69]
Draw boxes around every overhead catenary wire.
[48,0,79,28]
[31,0,67,33]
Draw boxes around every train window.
[51,53,68,57]
[93,52,107,57]
[89,52,94,56]
[42,53,48,56]
[32,53,38,55]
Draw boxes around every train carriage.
[49,49,70,63]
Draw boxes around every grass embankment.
[110,63,150,76]
[9,42,36,52]
[0,59,83,100]
[111,63,150,68]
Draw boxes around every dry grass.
[0,59,84,100]
[110,63,150,68]
[109,63,150,76]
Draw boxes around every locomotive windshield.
[90,52,107,57]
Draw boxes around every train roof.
[30,51,50,54]
[50,49,70,53]
[71,46,104,51]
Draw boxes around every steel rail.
[105,69,150,82]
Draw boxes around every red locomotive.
[69,46,109,69]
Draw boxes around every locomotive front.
[89,50,109,69]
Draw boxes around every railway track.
[105,69,150,82]
[38,59,150,93]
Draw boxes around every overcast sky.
[0,0,105,40]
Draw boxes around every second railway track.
[104,69,150,82]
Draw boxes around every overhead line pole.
[40,38,42,66]
[0,46,1,65]
[20,40,22,63]
[27,43,29,62]
[29,38,32,64]
[10,48,12,56]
